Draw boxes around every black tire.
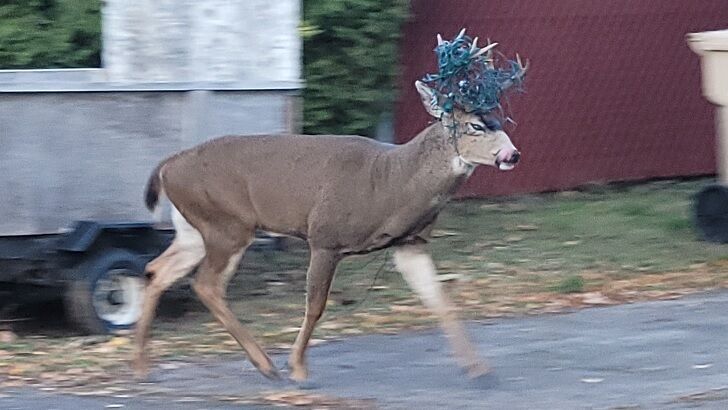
[64,248,146,334]
[694,184,728,244]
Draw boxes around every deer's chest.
[342,202,443,255]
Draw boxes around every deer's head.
[415,80,521,171]
[417,30,527,171]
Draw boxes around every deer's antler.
[470,42,498,59]
[500,53,529,91]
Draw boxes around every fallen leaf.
[262,391,327,406]
[107,337,130,347]
[581,292,614,305]
[320,322,346,330]
[7,364,33,376]
[0,331,17,343]
[280,327,301,333]
[431,230,459,238]
[437,273,462,282]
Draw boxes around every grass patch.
[662,215,692,232]
[550,275,586,294]
[430,179,727,274]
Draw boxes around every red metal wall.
[395,0,728,197]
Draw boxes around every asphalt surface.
[3,291,728,409]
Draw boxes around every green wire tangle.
[421,29,527,116]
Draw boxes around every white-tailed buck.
[134,29,528,381]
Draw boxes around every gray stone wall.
[103,0,301,83]
[0,0,302,235]
[0,90,297,235]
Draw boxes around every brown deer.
[133,33,527,382]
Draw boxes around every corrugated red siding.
[395,0,728,197]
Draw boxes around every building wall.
[102,0,300,84]
[0,0,302,235]
[0,90,297,235]
[395,0,728,197]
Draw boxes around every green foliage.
[302,0,409,137]
[550,275,585,294]
[0,0,101,69]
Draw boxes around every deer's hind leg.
[192,223,280,380]
[393,244,488,378]
[133,206,205,379]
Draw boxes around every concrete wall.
[102,0,300,83]
[0,0,302,235]
[0,89,298,235]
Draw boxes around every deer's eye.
[470,123,485,132]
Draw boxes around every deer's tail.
[144,162,166,212]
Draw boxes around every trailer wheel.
[65,249,146,334]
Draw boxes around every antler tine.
[516,53,529,74]
[437,33,444,46]
[485,38,495,67]
[470,37,479,54]
[471,42,498,59]
[456,28,466,39]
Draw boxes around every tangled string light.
[421,29,527,117]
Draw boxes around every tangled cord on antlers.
[421,28,528,117]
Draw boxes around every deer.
[133,30,527,382]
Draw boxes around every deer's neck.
[390,122,473,201]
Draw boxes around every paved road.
[3,291,728,409]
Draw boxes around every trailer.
[0,0,302,333]
[0,222,169,333]
[0,222,283,333]
[0,82,299,334]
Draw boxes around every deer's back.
[160,134,396,239]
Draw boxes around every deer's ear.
[415,80,445,119]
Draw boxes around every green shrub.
[302,0,409,137]
[0,0,101,69]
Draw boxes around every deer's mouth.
[494,150,520,171]
[497,161,516,171]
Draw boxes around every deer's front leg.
[288,249,340,381]
[393,244,488,378]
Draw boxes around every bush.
[302,0,409,137]
[0,0,101,69]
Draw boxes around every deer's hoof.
[256,363,282,381]
[132,358,150,381]
[464,361,490,379]
[288,366,308,383]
